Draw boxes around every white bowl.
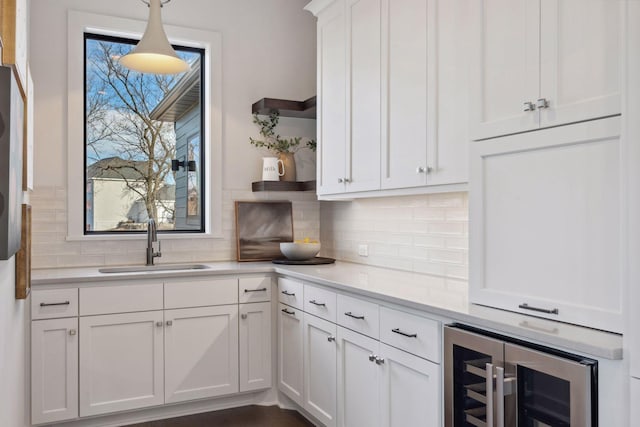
[280,242,321,261]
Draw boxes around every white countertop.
[32,261,623,360]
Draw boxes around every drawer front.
[278,277,304,310]
[379,306,440,363]
[303,284,337,323]
[165,278,238,309]
[80,283,163,315]
[337,294,379,339]
[239,276,272,303]
[32,288,79,320]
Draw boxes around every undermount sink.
[98,264,210,274]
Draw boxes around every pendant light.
[119,0,190,74]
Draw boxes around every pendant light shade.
[120,0,190,74]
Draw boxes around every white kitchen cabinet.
[471,0,622,140]
[278,303,304,405]
[470,117,623,332]
[239,302,272,392]
[79,311,165,416]
[378,343,440,427]
[632,378,640,422]
[31,318,78,425]
[303,313,337,427]
[382,0,469,189]
[164,305,239,403]
[337,326,380,427]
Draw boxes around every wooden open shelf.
[251,96,316,119]
[252,180,316,192]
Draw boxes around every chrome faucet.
[146,218,162,266]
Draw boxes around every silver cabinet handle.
[416,166,433,174]
[309,300,326,307]
[518,303,559,315]
[391,328,417,338]
[156,321,163,327]
[40,301,70,307]
[281,290,295,296]
[486,363,494,427]
[241,314,248,320]
[536,98,549,109]
[375,356,385,365]
[281,308,296,316]
[368,354,376,362]
[496,366,505,427]
[244,288,267,293]
[343,178,350,183]
[523,101,536,112]
[327,336,336,342]
[69,329,77,336]
[338,178,344,183]
[166,320,173,326]
[344,312,365,320]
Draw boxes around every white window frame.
[67,10,222,240]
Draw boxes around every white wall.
[0,258,30,427]
[29,0,319,268]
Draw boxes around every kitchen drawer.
[165,278,237,309]
[379,306,440,363]
[303,284,337,323]
[80,283,163,316]
[239,276,272,303]
[32,288,79,320]
[337,294,379,339]
[278,277,304,310]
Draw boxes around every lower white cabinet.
[239,302,272,392]
[79,311,165,417]
[164,305,239,403]
[304,313,337,427]
[31,317,79,425]
[278,303,304,405]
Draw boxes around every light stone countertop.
[32,261,623,360]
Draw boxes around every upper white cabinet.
[469,117,623,332]
[471,0,622,140]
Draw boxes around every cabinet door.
[381,0,428,190]
[539,0,621,128]
[165,305,239,403]
[239,302,272,392]
[304,313,338,427]
[278,303,304,405]
[470,0,540,140]
[346,0,382,192]
[31,318,78,425]
[317,0,347,195]
[79,311,164,416]
[469,117,623,332]
[337,326,380,427]
[378,343,440,427]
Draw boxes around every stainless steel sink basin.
[98,264,210,274]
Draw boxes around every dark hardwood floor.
[126,405,315,427]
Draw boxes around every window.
[84,33,204,234]
[67,10,222,240]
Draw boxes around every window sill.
[65,232,224,242]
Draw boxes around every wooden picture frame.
[235,201,293,261]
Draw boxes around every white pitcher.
[262,157,285,181]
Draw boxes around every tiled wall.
[31,186,320,269]
[320,192,469,281]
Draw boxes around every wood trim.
[0,0,17,65]
[15,203,31,299]
[251,180,316,192]
[251,97,316,119]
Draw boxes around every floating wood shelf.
[252,180,316,192]
[251,96,316,119]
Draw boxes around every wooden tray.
[272,257,335,265]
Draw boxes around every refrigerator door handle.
[486,363,494,427]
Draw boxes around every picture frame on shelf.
[234,200,293,261]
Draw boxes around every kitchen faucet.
[146,218,162,266]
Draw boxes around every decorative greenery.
[249,112,316,154]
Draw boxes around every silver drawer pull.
[327,336,336,342]
[282,308,296,316]
[166,320,173,326]
[40,301,70,307]
[281,290,296,296]
[69,329,77,336]
[309,300,326,307]
[375,356,385,365]
[156,321,163,327]
[344,312,365,320]
[368,354,376,362]
[245,288,267,293]
[518,303,559,315]
[241,314,248,320]
[391,328,417,338]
